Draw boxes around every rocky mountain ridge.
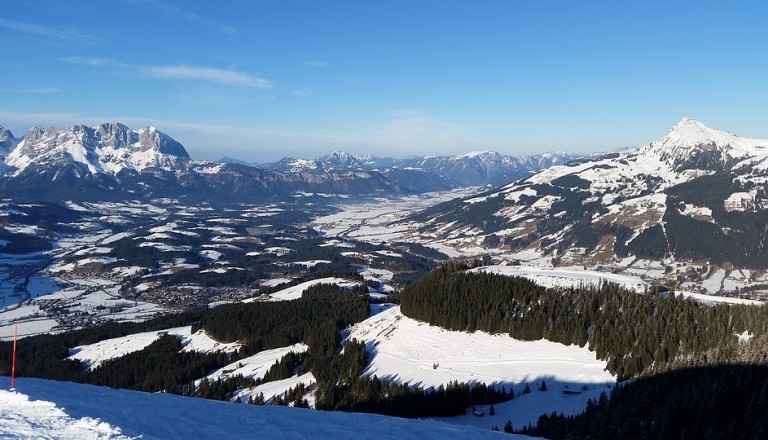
[0,122,582,201]
[6,122,190,175]
[258,149,586,187]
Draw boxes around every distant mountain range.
[411,118,768,271]
[255,150,582,187]
[0,123,586,202]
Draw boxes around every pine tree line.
[523,363,768,439]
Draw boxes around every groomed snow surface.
[0,377,529,439]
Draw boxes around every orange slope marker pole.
[11,325,17,391]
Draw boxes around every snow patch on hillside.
[237,373,317,406]
[67,326,240,370]
[254,277,361,302]
[724,190,757,212]
[475,265,646,293]
[208,343,308,383]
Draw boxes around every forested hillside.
[0,282,515,419]
[399,261,768,437]
[523,363,768,439]
[0,291,367,394]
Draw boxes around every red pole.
[11,325,17,390]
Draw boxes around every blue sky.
[1,0,767,162]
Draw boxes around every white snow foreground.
[0,377,530,439]
[0,388,130,439]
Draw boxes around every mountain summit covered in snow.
[643,117,768,172]
[0,122,584,201]
[6,122,190,176]
[410,119,768,284]
[259,149,586,187]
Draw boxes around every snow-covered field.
[208,343,308,383]
[251,277,362,302]
[475,264,761,305]
[679,291,763,306]
[475,264,646,293]
[348,306,615,429]
[311,189,480,243]
[0,376,528,439]
[0,317,58,340]
[236,372,317,406]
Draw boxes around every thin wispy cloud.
[139,65,273,89]
[61,56,114,67]
[120,0,236,34]
[62,57,273,89]
[0,87,60,94]
[289,88,313,97]
[0,18,91,41]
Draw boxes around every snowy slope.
[347,306,615,428]
[207,343,308,383]
[0,388,131,440]
[0,376,528,439]
[67,326,240,370]
[249,277,362,302]
[473,265,646,293]
[476,264,761,305]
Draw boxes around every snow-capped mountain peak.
[664,117,741,148]
[643,118,768,171]
[5,123,190,176]
[412,118,768,278]
[0,126,19,157]
[320,151,364,169]
[461,150,497,159]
